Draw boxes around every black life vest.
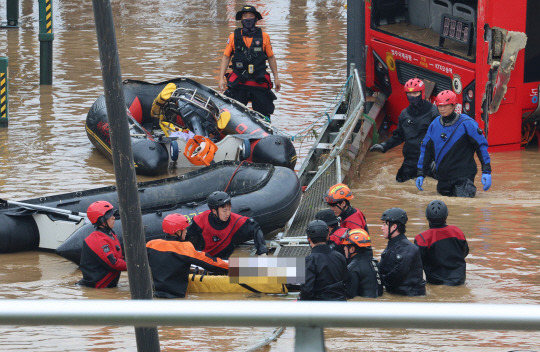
[229,28,269,87]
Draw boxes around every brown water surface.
[1,0,539,351]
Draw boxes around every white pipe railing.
[1,300,539,330]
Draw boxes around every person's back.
[342,229,383,299]
[378,208,426,296]
[299,220,347,301]
[415,200,469,285]
[380,234,425,296]
[147,213,229,298]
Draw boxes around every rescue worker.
[378,208,426,296]
[299,220,347,301]
[416,90,492,197]
[218,5,281,119]
[78,201,127,288]
[146,213,229,298]
[315,208,348,257]
[342,229,383,299]
[414,200,469,286]
[370,78,439,182]
[186,191,269,259]
[323,183,369,233]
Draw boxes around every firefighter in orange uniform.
[218,5,281,119]
[146,213,229,298]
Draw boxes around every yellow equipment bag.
[186,274,288,294]
[150,83,177,119]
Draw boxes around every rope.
[224,160,250,193]
[363,113,379,144]
[244,326,286,352]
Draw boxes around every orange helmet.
[435,90,458,106]
[87,201,116,225]
[404,78,425,99]
[324,183,354,204]
[162,213,190,235]
[341,229,371,248]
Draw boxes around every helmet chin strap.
[387,222,397,239]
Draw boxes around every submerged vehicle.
[0,161,302,265]
[86,78,297,175]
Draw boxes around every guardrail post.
[0,57,8,127]
[38,0,54,85]
[295,326,325,352]
[6,0,19,27]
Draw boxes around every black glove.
[369,144,385,152]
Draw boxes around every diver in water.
[186,191,269,259]
[416,90,492,197]
[370,78,439,182]
[78,201,127,288]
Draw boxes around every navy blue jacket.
[417,114,491,181]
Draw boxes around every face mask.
[241,18,257,30]
[407,94,423,107]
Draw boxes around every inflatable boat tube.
[0,162,301,261]
[186,274,288,294]
[86,78,297,175]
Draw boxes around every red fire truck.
[365,0,540,150]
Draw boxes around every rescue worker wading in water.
[146,213,229,298]
[186,191,269,259]
[218,5,281,120]
[315,208,348,257]
[324,183,369,234]
[78,201,127,288]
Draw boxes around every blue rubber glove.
[481,173,492,191]
[416,176,424,191]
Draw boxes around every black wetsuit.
[345,249,383,299]
[299,243,347,301]
[414,224,469,285]
[381,100,438,182]
[379,233,426,296]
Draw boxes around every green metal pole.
[38,0,54,85]
[6,0,19,27]
[0,57,8,127]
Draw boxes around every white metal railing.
[1,300,540,351]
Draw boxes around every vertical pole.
[91,0,160,351]
[6,0,19,27]
[0,57,8,127]
[38,0,53,85]
[347,0,366,92]
[295,326,325,352]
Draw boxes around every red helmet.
[404,78,425,99]
[341,229,371,248]
[324,183,354,204]
[435,90,458,106]
[87,201,116,225]
[162,213,189,235]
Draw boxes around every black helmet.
[235,5,263,20]
[426,200,448,224]
[315,209,339,227]
[306,220,329,240]
[381,208,408,225]
[207,191,231,210]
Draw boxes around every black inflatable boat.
[0,161,302,264]
[86,78,297,175]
